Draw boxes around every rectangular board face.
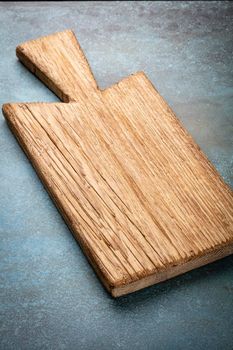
[3,72,233,297]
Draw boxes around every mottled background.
[0,2,233,350]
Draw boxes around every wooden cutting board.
[3,30,233,297]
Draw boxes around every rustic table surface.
[0,2,232,349]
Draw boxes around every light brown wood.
[3,30,233,297]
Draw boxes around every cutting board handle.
[16,30,99,102]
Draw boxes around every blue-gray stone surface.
[0,2,232,349]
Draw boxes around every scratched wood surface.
[3,30,233,297]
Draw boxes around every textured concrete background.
[0,2,233,349]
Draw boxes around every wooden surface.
[3,30,233,297]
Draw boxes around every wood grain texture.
[3,30,233,297]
